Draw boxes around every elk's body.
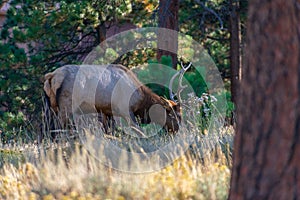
[43,64,181,133]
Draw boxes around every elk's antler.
[169,62,192,103]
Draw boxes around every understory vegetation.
[0,0,240,199]
[0,145,232,200]
[0,96,234,200]
[0,0,245,141]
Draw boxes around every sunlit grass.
[0,97,234,200]
[0,143,232,200]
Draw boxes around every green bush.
[135,56,234,130]
[0,112,25,143]
[136,56,208,98]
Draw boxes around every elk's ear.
[169,100,177,107]
[159,97,171,108]
[160,97,179,111]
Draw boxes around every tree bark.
[97,22,106,44]
[229,0,300,199]
[229,0,241,106]
[157,0,179,69]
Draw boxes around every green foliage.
[185,93,219,134]
[0,0,243,141]
[0,111,36,144]
[179,0,237,80]
[0,0,133,142]
[0,149,25,168]
[136,56,171,97]
[136,55,234,130]
[0,112,24,141]
[136,55,208,99]
[130,0,159,26]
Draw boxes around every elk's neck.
[134,87,162,119]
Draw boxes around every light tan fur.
[43,64,181,132]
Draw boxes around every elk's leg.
[98,113,108,133]
[129,111,138,125]
[109,115,116,131]
[98,113,116,134]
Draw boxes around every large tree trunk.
[229,0,241,106]
[229,0,300,199]
[157,0,179,69]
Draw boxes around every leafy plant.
[0,112,25,143]
[136,56,208,98]
[0,0,133,142]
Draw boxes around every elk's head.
[157,97,182,132]
[165,62,192,132]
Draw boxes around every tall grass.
[0,145,232,199]
[0,98,234,200]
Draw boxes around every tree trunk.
[229,0,300,199]
[229,0,241,106]
[97,22,106,44]
[157,0,179,69]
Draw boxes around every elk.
[43,64,190,135]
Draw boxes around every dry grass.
[0,129,233,200]
[0,144,232,200]
[0,99,234,200]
